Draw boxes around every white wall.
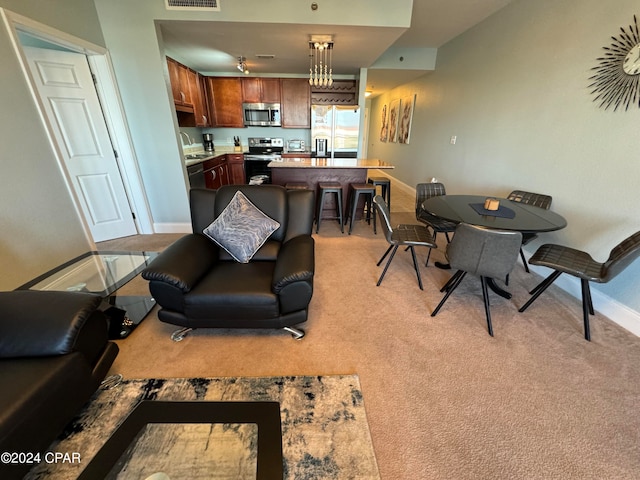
[368,0,640,315]
[0,0,104,289]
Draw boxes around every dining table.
[422,194,567,298]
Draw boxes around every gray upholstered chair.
[507,190,552,272]
[373,195,437,290]
[519,230,640,341]
[431,223,522,336]
[416,182,457,266]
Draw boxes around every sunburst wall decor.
[588,15,640,111]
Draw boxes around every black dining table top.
[422,194,567,233]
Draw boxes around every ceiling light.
[308,35,333,87]
[365,91,372,97]
[236,56,249,75]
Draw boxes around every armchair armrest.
[142,234,218,293]
[0,290,103,358]
[272,235,315,293]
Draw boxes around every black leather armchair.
[142,185,315,341]
[0,290,118,479]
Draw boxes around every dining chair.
[373,195,437,290]
[431,223,522,337]
[518,230,640,341]
[416,182,457,266]
[507,190,553,273]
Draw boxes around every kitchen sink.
[184,153,213,160]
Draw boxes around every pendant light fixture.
[308,35,333,87]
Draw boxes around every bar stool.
[368,176,391,211]
[345,183,376,235]
[285,182,309,190]
[316,182,344,233]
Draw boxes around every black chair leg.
[425,232,437,266]
[409,246,423,290]
[519,248,530,273]
[377,245,394,266]
[441,269,464,292]
[581,279,592,341]
[480,276,494,337]
[377,245,399,286]
[519,270,563,312]
[432,271,466,316]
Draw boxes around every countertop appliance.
[243,102,281,127]
[244,137,284,184]
[287,139,306,152]
[311,105,360,158]
[203,133,214,152]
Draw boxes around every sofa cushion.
[203,190,280,263]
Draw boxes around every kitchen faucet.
[179,131,193,146]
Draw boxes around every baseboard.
[525,255,640,338]
[153,222,192,234]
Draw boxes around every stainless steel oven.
[244,137,284,184]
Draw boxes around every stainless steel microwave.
[243,102,281,127]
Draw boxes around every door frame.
[0,8,153,242]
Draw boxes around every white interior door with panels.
[24,46,137,242]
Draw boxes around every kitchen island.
[269,156,394,219]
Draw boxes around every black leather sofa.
[142,185,315,341]
[0,290,119,479]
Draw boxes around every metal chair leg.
[519,248,530,273]
[377,245,394,266]
[581,279,592,341]
[518,270,562,312]
[409,246,424,290]
[480,276,494,337]
[283,326,305,340]
[376,245,399,286]
[431,271,466,316]
[170,327,193,342]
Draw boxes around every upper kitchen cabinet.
[167,57,193,112]
[311,80,358,105]
[188,71,210,127]
[241,78,281,104]
[167,57,210,127]
[206,77,244,128]
[281,78,310,128]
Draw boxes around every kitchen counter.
[268,157,394,169]
[184,147,241,167]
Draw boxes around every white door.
[24,47,137,242]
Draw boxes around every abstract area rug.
[26,375,380,480]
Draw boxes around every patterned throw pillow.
[203,190,280,263]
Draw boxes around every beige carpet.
[99,205,640,479]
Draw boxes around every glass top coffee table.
[17,251,157,339]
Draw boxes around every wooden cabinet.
[226,153,246,185]
[167,57,210,126]
[281,78,310,128]
[203,156,229,190]
[167,57,193,112]
[188,70,209,127]
[242,78,281,103]
[206,77,244,128]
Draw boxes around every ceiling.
[160,0,514,98]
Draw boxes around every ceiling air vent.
[165,0,220,11]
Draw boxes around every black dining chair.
[507,190,552,273]
[518,230,640,341]
[373,195,437,290]
[431,223,522,337]
[416,182,457,266]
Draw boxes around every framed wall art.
[398,94,416,144]
[379,104,388,142]
[388,98,400,143]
